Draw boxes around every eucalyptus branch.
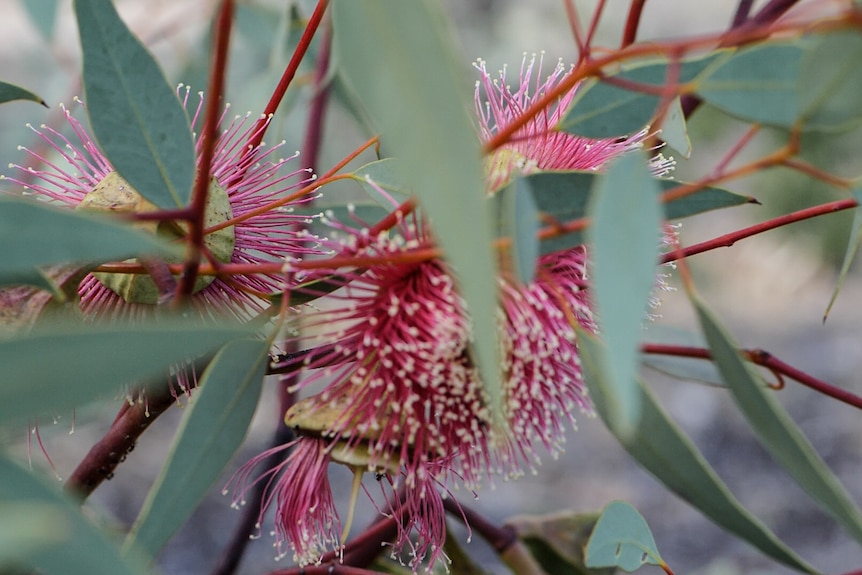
[175,0,235,300]
[642,344,862,411]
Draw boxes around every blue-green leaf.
[125,338,269,556]
[585,501,664,572]
[21,0,59,39]
[695,296,862,546]
[799,31,862,131]
[0,195,177,287]
[659,97,691,158]
[74,0,195,208]
[0,321,252,423]
[587,152,662,434]
[495,171,751,257]
[696,43,801,128]
[577,328,818,574]
[824,183,862,319]
[332,0,503,424]
[0,80,47,107]
[0,455,150,575]
[560,52,725,139]
[498,179,540,284]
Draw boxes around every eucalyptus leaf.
[0,455,150,575]
[585,501,664,572]
[560,52,725,139]
[0,80,47,107]
[0,320,251,423]
[21,0,60,40]
[798,31,862,131]
[74,0,195,208]
[332,0,503,425]
[824,184,862,320]
[577,328,818,574]
[587,152,662,434]
[695,297,862,546]
[0,195,177,287]
[494,171,750,257]
[696,43,801,128]
[125,338,269,556]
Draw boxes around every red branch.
[642,344,862,411]
[64,390,176,499]
[243,0,330,156]
[175,0,234,299]
[621,0,648,48]
[660,198,858,264]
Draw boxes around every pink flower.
[474,54,674,190]
[226,437,341,565]
[232,55,676,571]
[3,87,320,320]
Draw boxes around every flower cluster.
[3,87,320,321]
[227,55,674,570]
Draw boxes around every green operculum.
[76,171,236,304]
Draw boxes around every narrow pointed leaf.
[125,338,269,556]
[495,171,750,257]
[577,328,818,574]
[585,501,664,572]
[333,0,503,424]
[0,195,177,285]
[824,184,862,319]
[74,0,195,208]
[695,297,862,545]
[0,455,150,575]
[0,321,251,423]
[0,80,47,107]
[587,152,662,434]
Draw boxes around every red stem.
[175,0,234,299]
[443,497,517,554]
[243,0,330,157]
[64,390,176,499]
[660,198,858,264]
[621,0,648,48]
[642,344,862,411]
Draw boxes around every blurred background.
[2,1,862,574]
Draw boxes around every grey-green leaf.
[332,1,503,424]
[577,328,818,574]
[0,320,251,423]
[74,0,195,208]
[560,52,725,139]
[824,184,862,320]
[496,171,751,257]
[587,152,662,434]
[498,179,540,284]
[798,31,862,131]
[0,455,150,575]
[0,80,47,107]
[696,43,801,128]
[125,338,269,556]
[0,195,177,286]
[695,296,862,546]
[585,501,663,572]
[21,0,59,39]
